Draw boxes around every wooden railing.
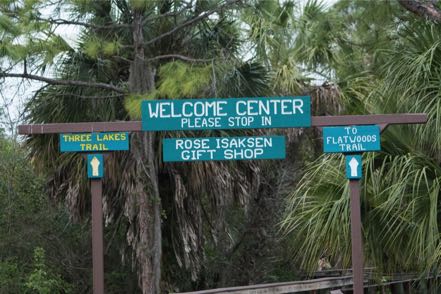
[175,271,440,294]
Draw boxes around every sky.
[1,4,81,137]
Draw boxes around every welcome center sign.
[142,96,311,131]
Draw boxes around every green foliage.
[158,61,212,98]
[241,0,306,95]
[281,154,351,271]
[102,40,120,56]
[0,138,73,292]
[124,93,146,119]
[129,0,151,11]
[124,61,213,118]
[291,0,400,83]
[0,259,23,293]
[0,41,28,61]
[217,61,271,97]
[0,14,21,35]
[124,59,273,119]
[271,56,305,95]
[0,135,138,293]
[25,247,72,294]
[294,0,341,70]
[67,0,102,14]
[281,1,441,277]
[0,1,71,69]
[83,37,101,59]
[83,36,121,59]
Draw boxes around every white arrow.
[90,156,101,176]
[349,157,359,177]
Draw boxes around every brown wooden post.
[91,179,104,294]
[349,179,364,294]
[406,281,412,294]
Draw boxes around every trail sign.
[346,155,362,179]
[142,96,311,131]
[60,132,129,152]
[323,125,380,153]
[87,154,104,178]
[163,136,285,162]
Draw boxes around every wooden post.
[91,179,104,294]
[406,281,412,294]
[349,179,364,294]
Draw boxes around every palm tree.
[281,1,441,279]
[23,0,277,291]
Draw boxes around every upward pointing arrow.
[349,157,359,177]
[90,156,101,176]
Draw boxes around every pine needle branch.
[0,72,125,94]
[36,17,130,29]
[147,54,212,62]
[143,0,242,46]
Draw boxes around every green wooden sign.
[163,136,286,162]
[60,132,129,152]
[323,125,380,153]
[142,96,311,131]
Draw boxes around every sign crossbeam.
[17,114,428,134]
[311,113,427,127]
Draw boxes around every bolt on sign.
[142,96,311,131]
[322,125,380,153]
[163,136,286,162]
[59,132,129,152]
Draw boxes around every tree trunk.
[129,8,161,294]
[398,0,441,22]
